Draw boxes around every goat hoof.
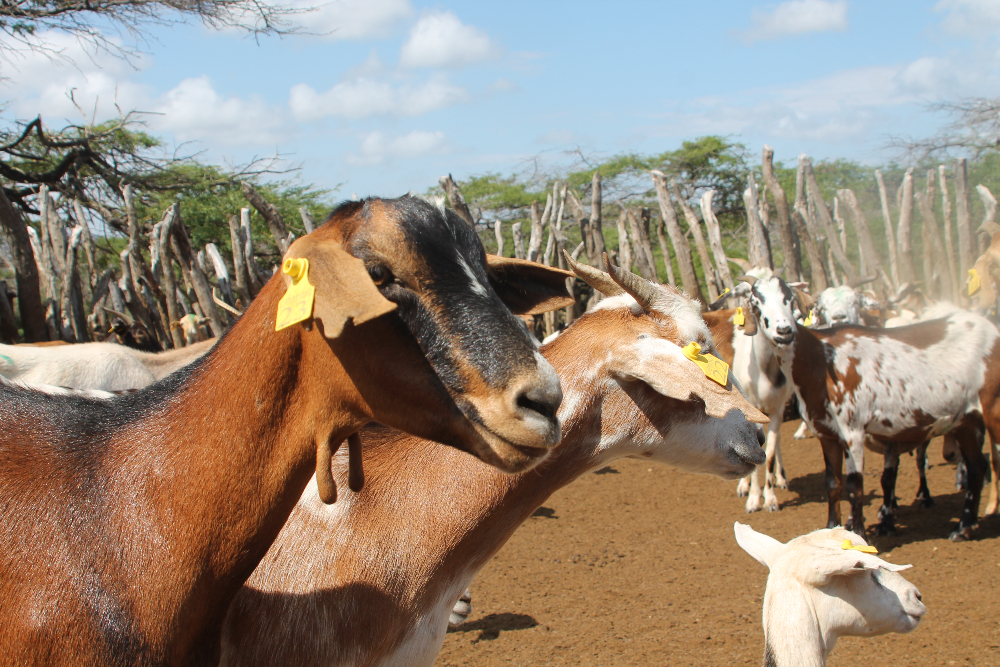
[874,522,897,536]
[775,479,788,490]
[745,502,762,514]
[949,527,973,542]
[918,496,935,509]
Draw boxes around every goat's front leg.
[844,436,866,536]
[876,442,900,536]
[762,414,783,511]
[820,437,844,529]
[952,421,987,542]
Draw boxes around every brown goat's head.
[286,195,573,476]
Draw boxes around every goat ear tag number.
[275,258,316,331]
[733,307,745,326]
[841,538,878,554]
[681,341,730,387]
[968,268,981,296]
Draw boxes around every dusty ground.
[437,420,1000,666]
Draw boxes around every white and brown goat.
[735,273,1000,540]
[217,254,768,667]
[0,196,572,667]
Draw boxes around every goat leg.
[915,440,934,508]
[951,420,987,542]
[316,436,345,504]
[875,443,899,536]
[821,438,844,529]
[844,438,866,536]
[985,437,999,516]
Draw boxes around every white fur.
[0,342,155,391]
[456,256,488,298]
[735,523,924,667]
[588,293,642,316]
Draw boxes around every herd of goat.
[10,192,1000,666]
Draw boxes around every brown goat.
[0,196,572,667]
[217,255,768,667]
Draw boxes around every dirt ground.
[437,420,1000,666]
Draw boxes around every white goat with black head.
[735,522,925,667]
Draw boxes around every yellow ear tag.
[681,341,730,387]
[841,538,878,554]
[803,309,815,327]
[733,306,745,326]
[721,287,731,296]
[275,258,316,331]
[968,268,981,296]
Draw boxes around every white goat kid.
[734,522,925,667]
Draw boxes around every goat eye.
[367,265,393,286]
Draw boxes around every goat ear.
[486,255,576,315]
[282,235,396,339]
[609,336,768,423]
[804,549,912,587]
[734,522,782,568]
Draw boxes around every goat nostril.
[517,393,557,421]
[915,592,922,602]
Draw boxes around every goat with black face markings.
[732,272,1000,541]
[0,195,572,667]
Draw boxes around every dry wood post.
[832,196,848,264]
[793,156,829,291]
[615,206,632,273]
[72,201,98,289]
[804,157,858,282]
[0,187,47,340]
[58,227,85,341]
[915,183,952,300]
[151,205,186,348]
[976,184,998,240]
[653,211,677,286]
[937,165,960,301]
[0,280,18,343]
[170,207,225,337]
[743,173,773,270]
[838,188,892,300]
[227,213,252,307]
[205,243,235,307]
[700,190,735,292]
[636,207,658,281]
[89,268,113,333]
[242,182,291,254]
[874,170,900,289]
[439,174,476,227]
[494,221,505,258]
[511,220,525,260]
[528,196,551,264]
[543,183,566,267]
[762,146,803,280]
[240,207,267,295]
[895,168,917,284]
[651,170,704,304]
[954,158,974,277]
[121,184,168,345]
[669,179,718,299]
[625,208,655,281]
[590,171,608,263]
[299,207,316,234]
[564,189,594,263]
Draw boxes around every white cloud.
[399,11,499,69]
[289,73,469,121]
[935,0,1000,40]
[286,0,413,39]
[736,0,848,44]
[346,129,449,165]
[151,76,289,146]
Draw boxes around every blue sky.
[2,0,999,199]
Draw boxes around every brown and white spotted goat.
[734,272,1000,541]
[0,195,572,667]
[217,254,768,667]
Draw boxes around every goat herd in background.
[2,148,1000,666]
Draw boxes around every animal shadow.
[531,506,558,519]
[594,466,619,475]
[448,612,539,642]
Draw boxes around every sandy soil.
[437,420,1000,666]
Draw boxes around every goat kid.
[0,196,570,667]
[217,254,768,667]
[736,273,1000,540]
[735,523,925,667]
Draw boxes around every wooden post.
[206,243,235,306]
[791,209,828,291]
[915,188,952,300]
[590,171,607,263]
[511,220,526,260]
[0,187,47,340]
[804,158,858,282]
[743,174,773,270]
[651,170,704,304]
[938,165,959,301]
[796,155,831,279]
[527,196,550,264]
[242,183,290,254]
[626,208,656,281]
[59,227,87,341]
[874,170,900,288]
[700,190,734,292]
[839,188,891,299]
[438,174,475,227]
[616,207,632,273]
[227,213,252,306]
[976,184,998,241]
[896,169,916,284]
[241,207,266,295]
[299,207,316,234]
[170,209,225,337]
[762,145,803,280]
[494,220,505,258]
[637,208,658,281]
[669,179,718,299]
[954,158,974,277]
[654,214,676,286]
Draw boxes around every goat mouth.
[470,420,559,473]
[772,334,795,346]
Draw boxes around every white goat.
[734,522,925,667]
[0,339,216,391]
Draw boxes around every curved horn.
[102,306,134,326]
[603,252,661,312]
[736,274,758,287]
[562,250,624,297]
[726,256,752,272]
[847,274,878,289]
